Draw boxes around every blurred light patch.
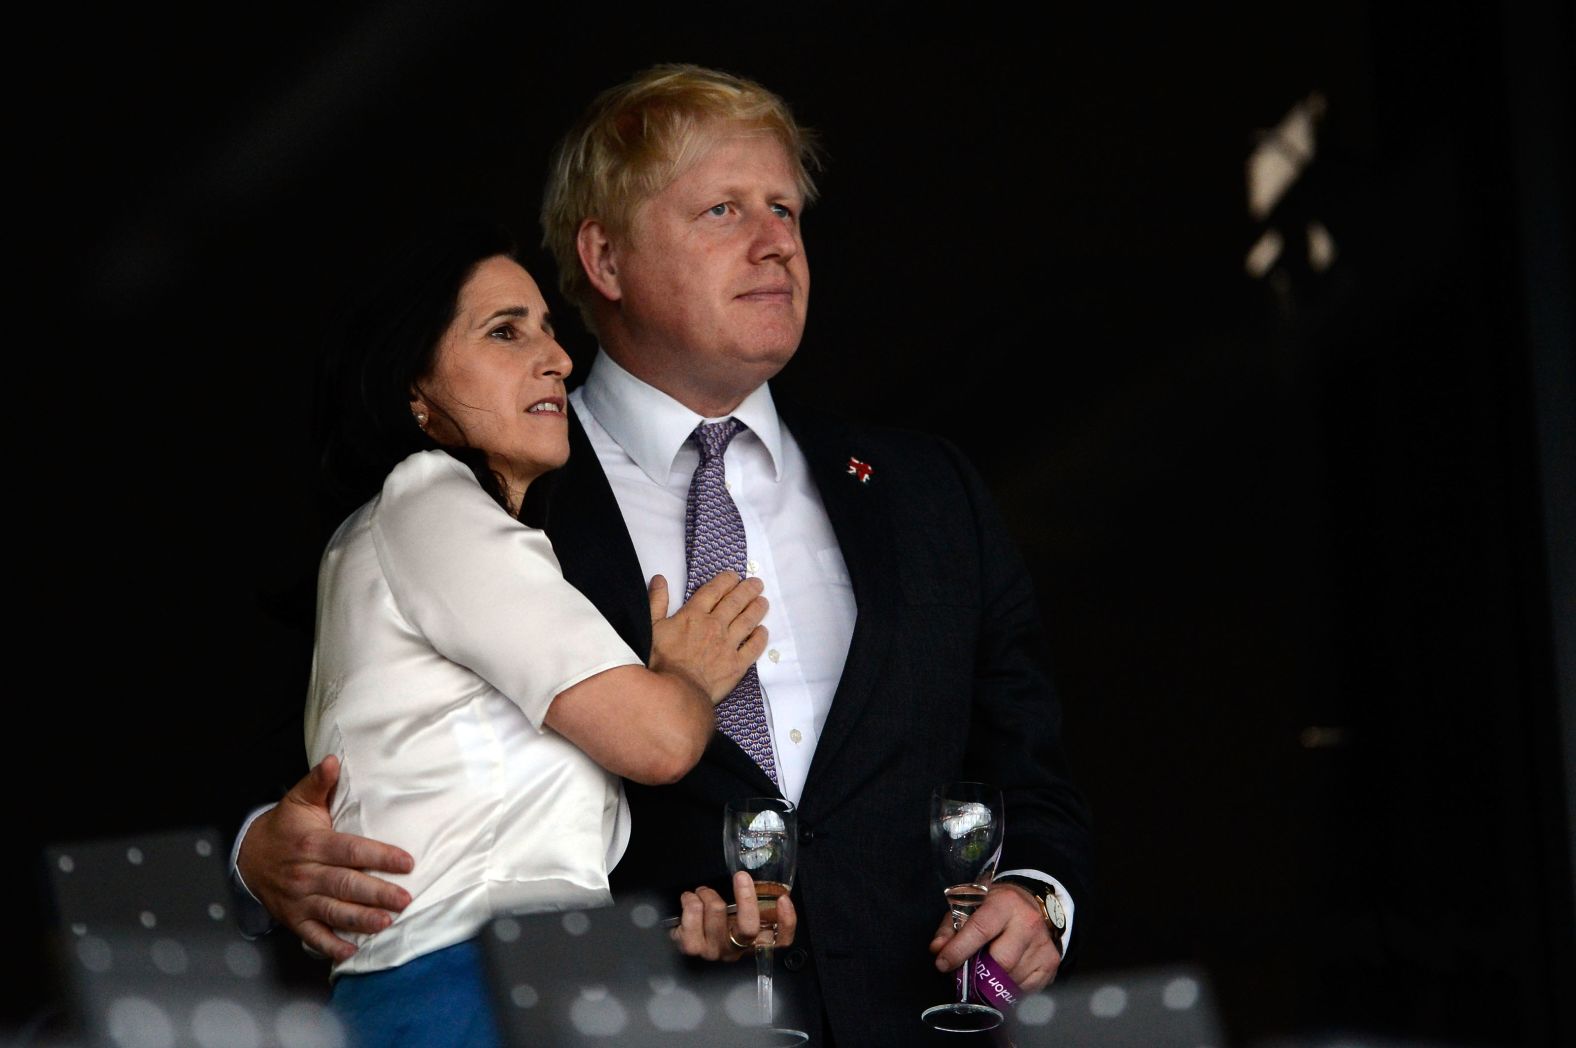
[1248,92,1326,220]
[274,1001,347,1048]
[1162,976,1200,1010]
[77,935,114,973]
[1018,992,1056,1024]
[1089,984,1129,1018]
[149,939,188,975]
[646,982,707,1032]
[1299,725,1349,749]
[724,982,761,1026]
[1308,220,1338,271]
[107,996,175,1048]
[223,941,264,979]
[192,998,260,1048]
[1246,230,1285,278]
[570,985,628,1036]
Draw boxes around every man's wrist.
[993,874,1067,953]
[230,803,276,901]
[230,803,278,938]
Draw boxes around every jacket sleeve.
[939,438,1096,930]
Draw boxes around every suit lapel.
[535,407,652,658]
[778,402,900,818]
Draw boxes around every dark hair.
[313,219,519,518]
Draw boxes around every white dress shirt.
[573,351,856,807]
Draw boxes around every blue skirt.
[331,938,503,1048]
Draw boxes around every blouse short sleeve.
[369,450,641,728]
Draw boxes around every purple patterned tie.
[684,419,778,786]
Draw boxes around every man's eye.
[707,203,729,217]
[770,203,794,219]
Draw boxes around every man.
[237,65,1092,1045]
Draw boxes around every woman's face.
[412,256,572,498]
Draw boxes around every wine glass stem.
[953,913,977,1005]
[755,943,774,1024]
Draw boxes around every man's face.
[605,131,809,414]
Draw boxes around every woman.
[305,222,768,1047]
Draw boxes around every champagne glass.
[723,797,805,1046]
[921,781,1006,1033]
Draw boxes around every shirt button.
[767,649,781,663]
[789,729,802,744]
[747,559,759,574]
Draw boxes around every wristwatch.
[993,875,1066,952]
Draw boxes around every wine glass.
[723,797,806,1046]
[921,781,1006,1033]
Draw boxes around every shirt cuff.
[229,803,278,939]
[996,867,1075,954]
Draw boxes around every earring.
[414,412,429,428]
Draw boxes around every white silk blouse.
[304,450,642,977]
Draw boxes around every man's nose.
[748,209,799,263]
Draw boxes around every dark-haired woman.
[305,227,768,1048]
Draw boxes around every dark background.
[15,3,1574,1045]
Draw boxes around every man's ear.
[577,219,623,302]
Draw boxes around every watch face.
[1047,894,1067,929]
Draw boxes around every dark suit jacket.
[532,393,1093,1046]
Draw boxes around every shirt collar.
[579,349,784,485]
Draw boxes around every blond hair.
[540,64,820,330]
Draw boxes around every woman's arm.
[545,572,767,784]
[374,452,767,784]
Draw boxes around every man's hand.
[670,871,798,961]
[236,756,415,962]
[929,883,1061,993]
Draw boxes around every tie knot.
[691,418,744,462]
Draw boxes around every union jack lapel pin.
[846,456,874,483]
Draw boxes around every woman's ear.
[408,389,431,431]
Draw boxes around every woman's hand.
[648,572,768,704]
[670,870,798,961]
[546,572,763,784]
